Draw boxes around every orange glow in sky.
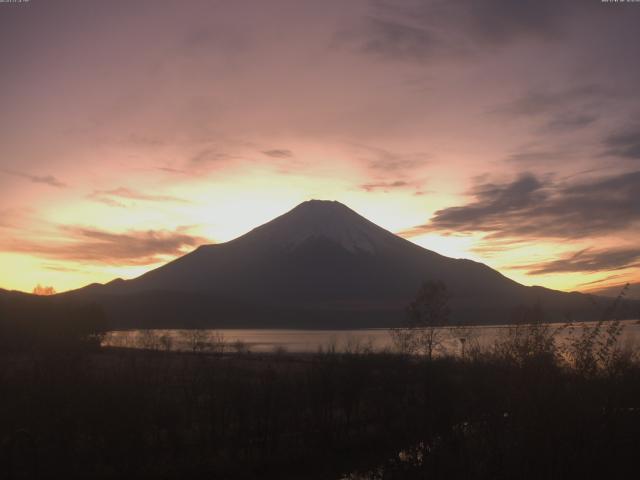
[1,1,638,297]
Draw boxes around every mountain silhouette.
[63,200,606,328]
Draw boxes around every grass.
[2,286,639,478]
[2,329,640,479]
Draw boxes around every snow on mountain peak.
[242,200,402,253]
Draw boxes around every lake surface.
[103,319,640,355]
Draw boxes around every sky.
[1,0,639,297]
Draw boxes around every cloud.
[348,0,581,62]
[604,130,640,160]
[512,248,640,275]
[121,133,164,147]
[505,150,562,164]
[160,146,244,176]
[1,226,209,266]
[577,274,628,288]
[0,168,67,188]
[42,264,86,273]
[0,207,33,229]
[353,144,430,173]
[542,112,598,133]
[352,144,427,193]
[495,85,608,117]
[190,148,233,164]
[404,170,640,239]
[156,166,191,176]
[262,149,293,158]
[492,85,610,134]
[87,187,189,207]
[360,180,410,192]
[358,17,442,62]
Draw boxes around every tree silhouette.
[390,280,451,359]
[407,280,451,360]
[32,284,56,295]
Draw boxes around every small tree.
[210,330,226,355]
[231,339,249,354]
[159,333,173,352]
[409,281,451,360]
[32,284,56,296]
[563,284,628,376]
[181,330,211,354]
[390,281,450,359]
[139,330,160,351]
[494,302,560,367]
[389,326,418,355]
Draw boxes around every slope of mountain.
[63,200,612,328]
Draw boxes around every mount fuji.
[64,200,601,328]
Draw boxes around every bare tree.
[210,330,226,355]
[139,330,160,351]
[181,330,211,354]
[159,333,173,352]
[389,326,418,355]
[390,281,450,359]
[231,339,249,354]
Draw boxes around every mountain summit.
[68,200,597,328]
[236,200,406,253]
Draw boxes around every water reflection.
[102,320,640,355]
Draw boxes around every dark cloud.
[513,248,640,275]
[190,148,233,164]
[406,171,640,239]
[505,150,562,164]
[88,187,189,207]
[506,150,567,167]
[542,112,598,133]
[350,0,582,62]
[604,130,640,160]
[353,144,427,194]
[0,168,67,188]
[158,147,240,176]
[262,149,294,159]
[354,144,430,173]
[452,0,566,45]
[504,149,597,170]
[492,85,611,134]
[495,85,608,117]
[1,226,208,266]
[422,173,546,232]
[358,17,442,62]
[360,180,410,192]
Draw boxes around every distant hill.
[59,200,636,328]
[587,283,640,301]
[0,287,107,350]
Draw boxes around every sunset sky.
[1,0,639,297]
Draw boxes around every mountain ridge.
[57,200,627,328]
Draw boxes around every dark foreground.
[2,331,640,480]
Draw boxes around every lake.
[103,319,640,355]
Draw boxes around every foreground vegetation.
[2,285,639,479]
[1,320,640,479]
